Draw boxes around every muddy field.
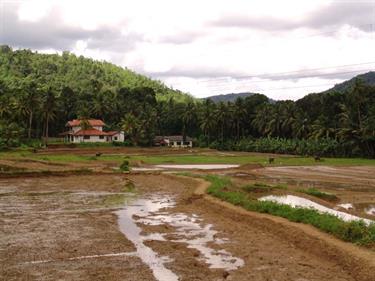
[1,147,375,280]
[0,167,374,280]
[252,165,375,219]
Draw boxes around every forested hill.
[324,71,375,93]
[1,44,375,157]
[0,45,190,102]
[206,92,259,102]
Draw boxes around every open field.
[1,147,375,170]
[1,146,375,280]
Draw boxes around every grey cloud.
[0,3,140,52]
[157,31,207,44]
[213,15,299,31]
[145,66,247,79]
[145,65,373,83]
[305,1,375,31]
[212,1,375,33]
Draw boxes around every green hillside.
[0,45,191,102]
[325,71,375,93]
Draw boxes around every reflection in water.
[155,164,239,170]
[365,206,375,216]
[116,195,244,281]
[259,195,373,225]
[116,197,179,281]
[336,203,354,210]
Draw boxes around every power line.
[202,68,375,89]
[199,61,375,83]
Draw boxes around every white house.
[154,135,193,148]
[60,119,125,143]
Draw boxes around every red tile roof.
[106,131,120,136]
[73,129,110,136]
[66,119,105,127]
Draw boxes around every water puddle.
[131,167,163,171]
[365,205,375,216]
[154,164,239,170]
[259,195,373,225]
[336,203,354,210]
[115,195,243,281]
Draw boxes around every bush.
[119,160,130,171]
[242,182,287,193]
[298,188,338,201]
[112,140,133,147]
[208,137,350,157]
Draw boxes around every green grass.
[122,181,135,192]
[242,182,287,193]
[102,193,130,207]
[298,188,338,202]
[202,175,375,246]
[1,148,375,166]
[130,154,375,166]
[28,154,124,163]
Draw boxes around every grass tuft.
[242,182,287,193]
[298,187,338,202]
[203,175,375,246]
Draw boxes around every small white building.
[154,135,193,148]
[60,119,125,143]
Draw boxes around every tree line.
[0,46,374,157]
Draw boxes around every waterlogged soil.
[0,173,373,280]
[247,165,375,219]
[259,195,373,225]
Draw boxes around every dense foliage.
[0,45,191,146]
[0,46,375,157]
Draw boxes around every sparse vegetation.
[204,175,375,246]
[123,180,135,192]
[119,160,130,172]
[103,194,129,207]
[241,182,287,193]
[131,154,375,166]
[298,188,338,202]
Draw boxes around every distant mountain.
[206,92,276,103]
[324,71,375,93]
[206,92,259,102]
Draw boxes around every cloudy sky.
[1,0,375,100]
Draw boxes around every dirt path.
[1,173,374,280]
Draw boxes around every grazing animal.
[95,152,102,157]
[268,157,275,164]
[314,156,321,162]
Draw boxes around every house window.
[99,135,104,139]
[176,141,181,145]
[114,137,118,140]
[84,135,90,140]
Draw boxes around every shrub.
[119,160,130,171]
[298,188,338,201]
[242,182,287,193]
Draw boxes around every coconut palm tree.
[41,88,57,144]
[215,101,229,142]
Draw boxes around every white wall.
[112,131,125,142]
[73,135,108,143]
[71,125,103,132]
[169,140,193,148]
